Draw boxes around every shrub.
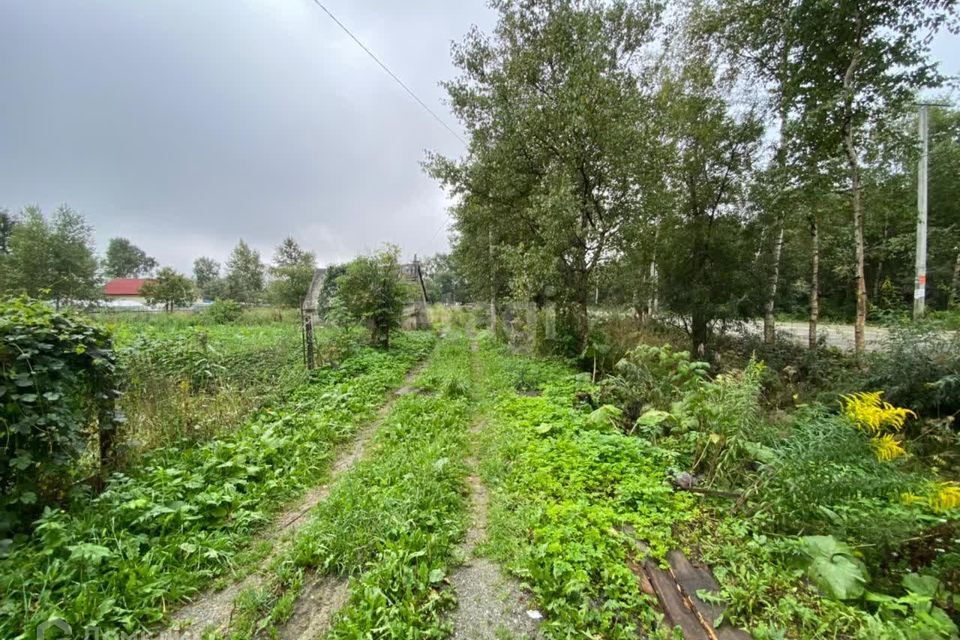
[866,323,960,421]
[337,246,410,348]
[677,359,773,486]
[205,299,243,324]
[598,343,709,423]
[754,407,928,554]
[0,297,121,532]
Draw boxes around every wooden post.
[304,312,315,370]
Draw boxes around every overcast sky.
[0,2,957,274]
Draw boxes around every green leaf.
[799,535,867,600]
[67,543,114,565]
[534,423,554,435]
[586,405,623,431]
[428,568,445,583]
[635,409,671,428]
[902,573,941,599]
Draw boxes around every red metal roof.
[103,278,152,296]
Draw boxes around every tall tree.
[790,0,956,355]
[337,246,409,348]
[103,237,157,278]
[140,267,195,312]
[429,0,661,352]
[706,0,803,344]
[655,53,763,354]
[0,209,14,255]
[193,257,220,291]
[0,209,14,286]
[3,205,100,307]
[224,240,265,303]
[267,237,316,307]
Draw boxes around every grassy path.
[219,330,478,638]
[166,360,430,637]
[474,337,699,639]
[448,340,542,640]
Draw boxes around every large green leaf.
[799,535,867,600]
[585,405,623,432]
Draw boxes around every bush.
[757,407,925,543]
[598,343,709,423]
[866,323,960,421]
[205,299,243,324]
[0,297,120,532]
[337,246,409,348]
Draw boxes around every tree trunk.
[764,26,792,346]
[488,226,498,333]
[691,311,708,358]
[763,222,785,344]
[950,245,960,309]
[845,132,867,356]
[809,212,820,350]
[842,34,866,357]
[648,254,658,317]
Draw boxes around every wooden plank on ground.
[667,551,751,640]
[644,561,711,640]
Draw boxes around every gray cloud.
[0,0,494,272]
[1,2,957,275]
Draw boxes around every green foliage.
[224,239,265,303]
[205,299,243,324]
[0,297,120,533]
[867,323,960,420]
[139,267,195,312]
[267,237,316,308]
[757,408,925,545]
[103,238,156,279]
[654,54,764,352]
[0,331,434,637]
[192,256,221,300]
[337,246,410,348]
[598,344,709,423]
[2,205,100,306]
[228,333,474,639]
[428,0,663,351]
[796,535,868,601]
[478,339,697,638]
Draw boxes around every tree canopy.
[103,238,157,279]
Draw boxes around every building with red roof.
[103,278,153,303]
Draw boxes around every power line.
[309,0,468,148]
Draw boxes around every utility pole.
[914,104,929,319]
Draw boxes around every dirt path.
[449,342,541,640]
[739,320,891,351]
[164,364,425,638]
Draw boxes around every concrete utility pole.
[914,104,930,319]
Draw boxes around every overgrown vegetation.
[225,331,476,639]
[0,298,121,533]
[477,339,698,638]
[0,319,433,638]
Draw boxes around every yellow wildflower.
[841,391,916,435]
[930,482,960,513]
[871,434,906,461]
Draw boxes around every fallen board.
[621,529,750,640]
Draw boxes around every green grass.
[475,337,698,639]
[0,331,435,639]
[227,330,478,639]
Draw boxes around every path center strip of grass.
[1,331,435,639]
[474,337,699,640]
[228,330,479,639]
